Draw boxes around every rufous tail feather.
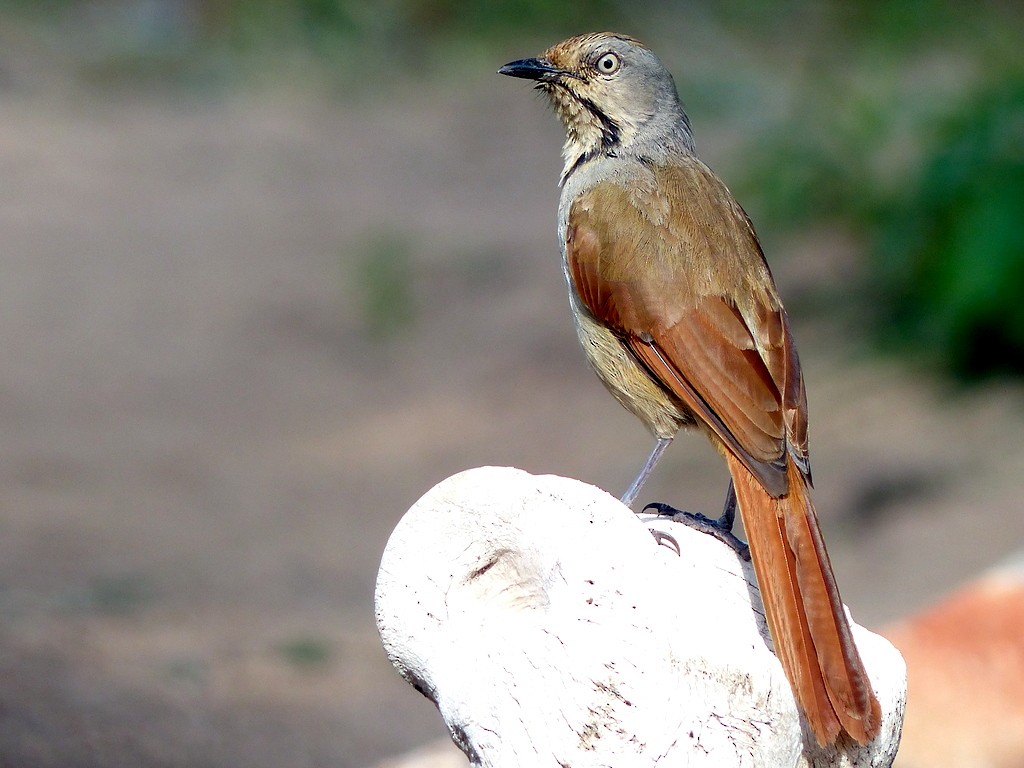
[727,453,881,745]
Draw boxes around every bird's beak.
[498,57,564,82]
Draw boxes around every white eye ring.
[595,52,620,75]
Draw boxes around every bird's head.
[499,32,692,177]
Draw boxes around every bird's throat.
[545,86,623,181]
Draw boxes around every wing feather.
[566,159,807,496]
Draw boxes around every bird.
[498,32,880,746]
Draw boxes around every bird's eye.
[595,52,620,75]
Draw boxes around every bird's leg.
[644,481,750,560]
[719,480,738,531]
[621,436,673,507]
[621,437,684,552]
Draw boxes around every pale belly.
[568,291,692,440]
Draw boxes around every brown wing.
[566,159,808,496]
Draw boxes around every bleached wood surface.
[375,467,905,767]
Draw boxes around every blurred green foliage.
[196,0,627,84]
[735,1,1024,382]
[351,232,416,340]
[199,0,621,41]
[58,574,156,616]
[0,0,623,85]
[277,635,333,669]
[871,78,1024,379]
[7,0,1023,379]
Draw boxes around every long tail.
[727,453,881,746]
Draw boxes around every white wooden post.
[376,466,905,767]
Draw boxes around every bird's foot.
[643,502,751,561]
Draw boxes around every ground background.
[0,3,1022,766]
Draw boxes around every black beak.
[498,57,564,82]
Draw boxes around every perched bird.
[499,32,880,746]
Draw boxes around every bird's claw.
[649,528,681,555]
[643,502,751,561]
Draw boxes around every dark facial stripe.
[578,96,621,150]
[557,93,623,185]
[534,77,621,150]
[561,148,598,186]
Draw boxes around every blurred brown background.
[0,1,1022,766]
